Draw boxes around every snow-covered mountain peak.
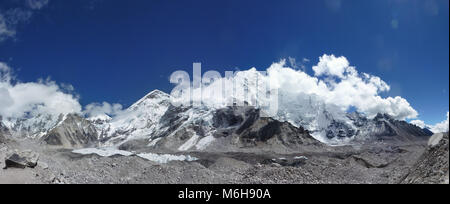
[98,90,174,144]
[1,113,67,139]
[129,89,170,111]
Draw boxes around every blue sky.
[0,0,448,124]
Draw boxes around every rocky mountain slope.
[40,114,98,149]
[346,112,432,143]
[401,132,449,184]
[1,113,66,139]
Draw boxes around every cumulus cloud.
[312,54,354,79]
[284,55,416,120]
[182,54,418,121]
[0,62,82,120]
[0,62,124,124]
[83,102,123,119]
[413,112,449,133]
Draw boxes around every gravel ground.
[0,138,431,184]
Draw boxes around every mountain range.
[0,90,433,152]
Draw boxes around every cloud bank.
[186,54,418,121]
[0,62,81,119]
[0,62,125,122]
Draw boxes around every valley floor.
[0,139,436,184]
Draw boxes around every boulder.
[4,150,39,169]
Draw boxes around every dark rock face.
[213,106,321,150]
[238,117,318,147]
[343,112,432,142]
[422,128,434,137]
[41,114,98,148]
[4,150,39,169]
[326,120,357,139]
[155,105,191,139]
[213,107,245,129]
[401,133,449,184]
[372,114,431,142]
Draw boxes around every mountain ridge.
[0,90,434,150]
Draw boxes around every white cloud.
[1,62,124,124]
[312,54,354,79]
[409,112,449,133]
[286,55,416,119]
[83,102,123,119]
[0,62,82,119]
[430,112,449,133]
[411,120,426,129]
[300,55,415,120]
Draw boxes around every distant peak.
[145,89,169,99]
[128,89,170,110]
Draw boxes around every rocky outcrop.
[41,114,98,148]
[230,108,320,149]
[4,150,39,169]
[400,132,449,184]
